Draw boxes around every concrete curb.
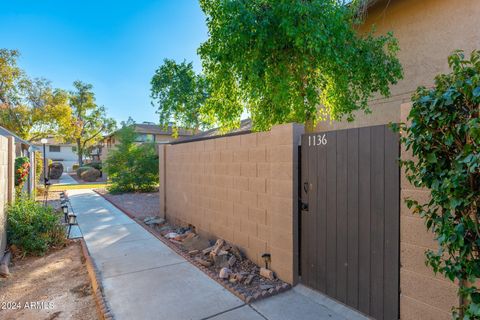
[79,237,114,320]
[94,189,291,304]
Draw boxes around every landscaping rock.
[231,273,244,283]
[213,254,230,268]
[76,166,90,177]
[165,232,179,239]
[219,267,231,279]
[182,235,210,251]
[80,168,101,182]
[260,267,275,280]
[210,239,225,257]
[229,245,243,261]
[244,274,255,285]
[144,217,165,225]
[227,256,237,267]
[202,246,214,255]
[48,162,64,179]
[195,257,212,267]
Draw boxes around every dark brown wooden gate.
[299,125,400,320]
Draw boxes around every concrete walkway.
[55,173,78,185]
[68,189,367,320]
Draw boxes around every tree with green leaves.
[0,49,71,140]
[104,119,159,193]
[396,50,480,318]
[150,59,210,134]
[198,0,403,132]
[62,81,116,166]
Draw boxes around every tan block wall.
[399,103,458,319]
[316,0,480,132]
[0,136,15,259]
[162,123,303,283]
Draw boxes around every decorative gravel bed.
[94,189,159,219]
[137,217,291,303]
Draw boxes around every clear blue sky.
[0,0,208,124]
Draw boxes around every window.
[135,133,155,143]
[49,145,61,152]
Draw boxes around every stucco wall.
[45,145,77,172]
[316,0,480,131]
[0,136,15,260]
[161,124,303,283]
[399,103,458,319]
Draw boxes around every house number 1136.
[308,134,327,146]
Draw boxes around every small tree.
[198,0,403,131]
[150,59,211,134]
[0,49,72,141]
[61,81,116,166]
[398,50,480,318]
[104,122,159,193]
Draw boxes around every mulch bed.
[94,190,291,304]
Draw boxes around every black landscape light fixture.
[62,205,69,223]
[67,213,78,238]
[261,253,271,269]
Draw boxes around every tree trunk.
[304,119,315,133]
[76,139,83,167]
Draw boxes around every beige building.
[100,123,194,161]
[317,0,480,131]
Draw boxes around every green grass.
[49,183,110,191]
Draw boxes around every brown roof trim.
[169,129,253,145]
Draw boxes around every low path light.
[62,205,69,223]
[67,213,78,238]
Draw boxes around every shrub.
[76,166,90,177]
[48,162,64,179]
[72,164,79,171]
[396,50,480,318]
[81,167,101,182]
[34,151,43,185]
[7,195,66,256]
[14,157,30,194]
[84,161,102,171]
[104,124,159,193]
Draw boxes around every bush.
[396,50,480,318]
[76,166,90,177]
[48,162,64,179]
[14,157,30,194]
[72,164,79,171]
[34,151,43,185]
[81,167,101,182]
[84,161,102,171]
[104,124,159,193]
[7,195,66,256]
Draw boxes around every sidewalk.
[55,173,78,185]
[67,189,367,320]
